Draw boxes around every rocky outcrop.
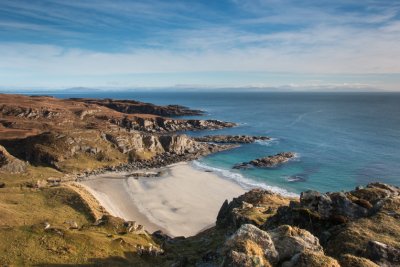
[0,105,61,119]
[222,224,338,267]
[217,189,291,229]
[1,128,236,173]
[0,94,235,137]
[268,183,400,228]
[233,152,296,169]
[261,183,400,267]
[112,116,236,133]
[194,135,270,144]
[211,184,400,267]
[75,98,204,117]
[0,145,27,173]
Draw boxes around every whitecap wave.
[255,137,279,147]
[191,160,298,197]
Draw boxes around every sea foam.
[254,137,279,146]
[191,160,298,197]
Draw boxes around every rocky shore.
[194,134,271,144]
[233,152,296,169]
[0,94,237,174]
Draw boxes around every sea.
[49,91,400,195]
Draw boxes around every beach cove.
[80,162,246,237]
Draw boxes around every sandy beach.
[80,162,246,237]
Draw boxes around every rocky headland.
[0,94,236,173]
[73,97,204,117]
[234,152,296,169]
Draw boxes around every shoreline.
[79,161,246,237]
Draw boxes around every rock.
[268,225,323,262]
[194,135,271,144]
[126,171,162,178]
[300,190,368,220]
[44,222,51,230]
[36,179,47,188]
[366,240,400,266]
[64,220,79,230]
[0,182,5,188]
[216,189,290,229]
[222,224,278,266]
[0,145,28,173]
[152,230,172,241]
[222,224,333,267]
[282,251,340,267]
[339,254,379,267]
[233,152,296,169]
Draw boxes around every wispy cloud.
[0,0,399,89]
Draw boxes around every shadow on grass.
[34,251,155,266]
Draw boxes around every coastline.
[79,161,246,237]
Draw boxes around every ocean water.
[51,91,400,195]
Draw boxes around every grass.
[0,166,164,266]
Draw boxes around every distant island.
[0,93,399,266]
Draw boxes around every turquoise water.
[51,91,400,195]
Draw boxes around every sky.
[1,0,400,91]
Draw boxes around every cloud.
[0,0,399,89]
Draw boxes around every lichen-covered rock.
[281,251,340,267]
[339,254,379,267]
[268,225,323,262]
[222,224,334,267]
[216,189,290,229]
[300,190,369,220]
[222,224,278,266]
[366,240,400,267]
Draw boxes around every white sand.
[80,162,246,237]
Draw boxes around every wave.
[254,137,279,147]
[191,160,298,197]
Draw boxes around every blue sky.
[1,0,400,91]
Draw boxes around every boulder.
[216,189,290,229]
[339,254,379,267]
[282,251,340,267]
[222,224,278,266]
[0,145,28,173]
[268,225,323,262]
[366,241,400,266]
[222,224,333,267]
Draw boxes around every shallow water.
[51,91,400,194]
